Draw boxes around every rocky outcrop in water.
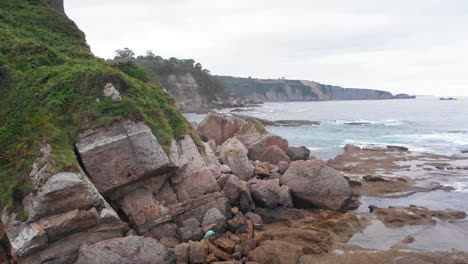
[280,159,352,210]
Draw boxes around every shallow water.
[349,219,468,251]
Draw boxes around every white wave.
[451,182,468,193]
[389,133,468,147]
[306,147,323,151]
[340,140,431,153]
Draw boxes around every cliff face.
[166,73,207,113]
[113,56,230,113]
[217,76,415,102]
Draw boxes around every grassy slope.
[0,0,196,208]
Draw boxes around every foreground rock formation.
[0,109,360,263]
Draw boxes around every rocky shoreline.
[1,113,467,264]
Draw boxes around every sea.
[186,97,468,251]
[185,97,468,159]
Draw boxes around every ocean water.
[186,97,468,159]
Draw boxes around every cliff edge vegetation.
[113,49,230,112]
[0,0,194,209]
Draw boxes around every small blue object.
[203,230,215,239]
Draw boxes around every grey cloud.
[66,0,468,96]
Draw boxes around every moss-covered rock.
[0,0,194,208]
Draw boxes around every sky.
[66,0,468,96]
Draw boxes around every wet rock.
[370,206,450,227]
[287,146,311,161]
[248,135,290,165]
[363,175,388,182]
[248,240,301,264]
[199,113,246,146]
[387,145,409,151]
[280,159,352,210]
[76,120,172,194]
[431,208,466,220]
[278,186,293,208]
[178,218,204,242]
[202,208,227,233]
[251,179,280,209]
[76,236,173,264]
[220,138,254,181]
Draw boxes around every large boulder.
[220,138,254,181]
[76,236,174,264]
[26,172,103,222]
[222,175,241,203]
[250,179,281,209]
[280,159,352,210]
[178,218,204,242]
[198,113,246,146]
[235,118,268,149]
[248,135,290,164]
[287,146,311,161]
[3,167,128,264]
[76,120,172,194]
[201,208,227,233]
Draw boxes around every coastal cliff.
[217,76,415,102]
[0,2,356,263]
[112,54,230,113]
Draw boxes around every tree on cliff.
[114,47,135,59]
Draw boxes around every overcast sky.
[66,0,468,96]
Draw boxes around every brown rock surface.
[220,138,254,181]
[199,113,246,146]
[248,240,302,264]
[248,135,290,164]
[75,236,173,264]
[280,159,352,210]
[76,120,172,194]
[250,179,281,209]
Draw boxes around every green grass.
[0,0,192,208]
